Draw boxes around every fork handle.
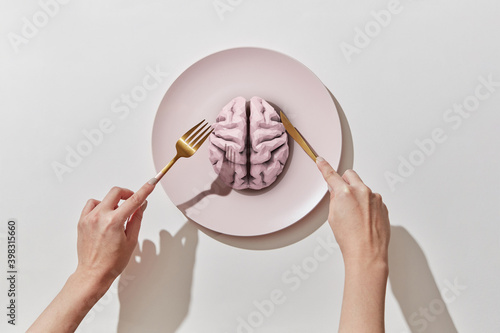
[150,155,180,185]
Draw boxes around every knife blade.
[279,110,318,162]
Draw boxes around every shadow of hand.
[117,221,199,333]
[389,226,457,333]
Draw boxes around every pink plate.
[152,47,342,236]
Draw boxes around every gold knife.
[280,110,318,162]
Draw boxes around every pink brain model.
[209,96,289,190]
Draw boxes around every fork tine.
[186,122,209,144]
[191,124,211,146]
[181,119,205,141]
[228,146,235,170]
[230,146,235,163]
[193,128,214,150]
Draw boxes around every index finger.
[316,157,346,193]
[116,182,155,220]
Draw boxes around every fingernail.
[316,156,324,163]
[327,185,333,193]
[141,201,148,211]
[147,178,157,185]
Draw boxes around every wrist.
[344,257,389,279]
[71,267,114,300]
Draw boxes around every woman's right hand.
[316,157,390,268]
[316,157,391,333]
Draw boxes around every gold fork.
[149,119,213,185]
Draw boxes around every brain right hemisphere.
[208,96,289,190]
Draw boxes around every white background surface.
[1,0,499,332]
